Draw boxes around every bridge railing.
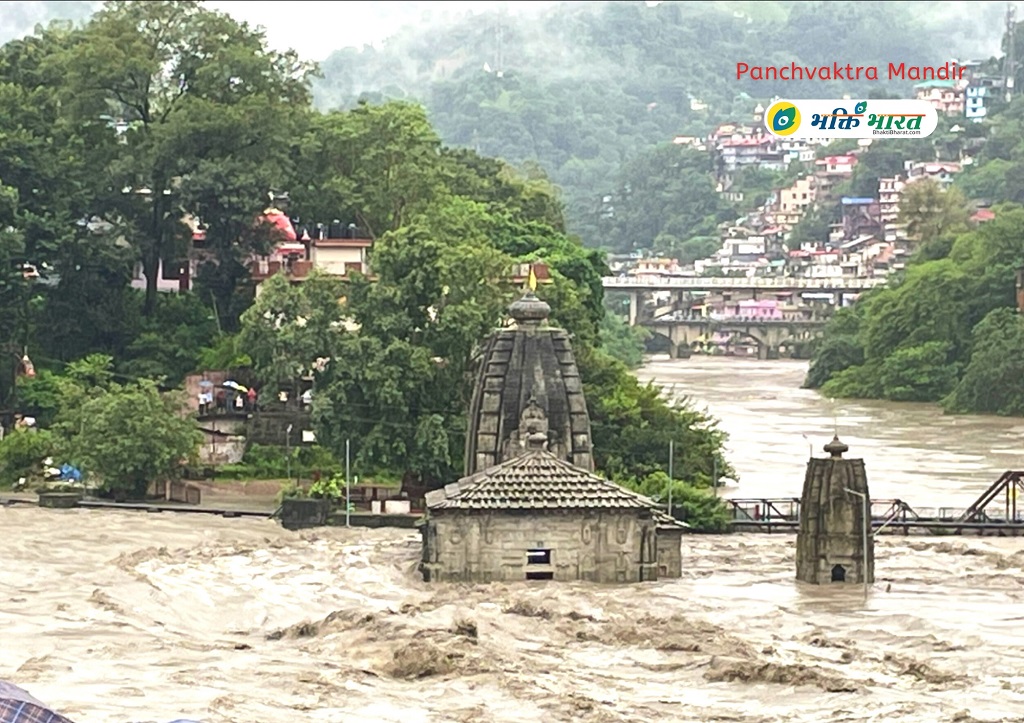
[602,275,886,290]
[647,314,828,325]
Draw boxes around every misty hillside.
[313,0,1009,242]
[0,0,98,45]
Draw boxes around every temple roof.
[427,447,659,512]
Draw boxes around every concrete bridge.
[642,316,827,360]
[604,275,885,327]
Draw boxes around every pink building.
[712,299,783,320]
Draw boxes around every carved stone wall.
[421,510,659,583]
[656,529,684,578]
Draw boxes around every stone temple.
[796,435,874,585]
[420,281,686,583]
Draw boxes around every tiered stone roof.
[426,445,687,529]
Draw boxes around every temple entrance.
[831,564,846,582]
[526,548,553,580]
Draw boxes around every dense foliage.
[805,106,1024,417]
[8,355,200,496]
[0,1,733,496]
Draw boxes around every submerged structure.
[796,435,875,585]
[421,431,686,583]
[421,277,686,584]
[463,284,594,475]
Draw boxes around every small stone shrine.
[795,435,875,585]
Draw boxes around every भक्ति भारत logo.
[766,101,801,136]
[763,99,936,139]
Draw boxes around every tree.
[786,204,835,249]
[604,144,732,254]
[63,378,201,498]
[237,270,346,397]
[899,179,971,250]
[312,195,513,487]
[944,308,1024,416]
[54,0,315,315]
[579,348,734,485]
[291,102,443,239]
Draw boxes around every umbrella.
[221,381,247,392]
[198,380,214,389]
[0,680,76,723]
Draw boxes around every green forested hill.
[313,1,1007,246]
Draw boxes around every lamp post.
[844,487,870,601]
[285,424,293,483]
[345,438,351,528]
[667,439,674,519]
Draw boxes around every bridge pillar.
[668,342,691,360]
[628,291,639,326]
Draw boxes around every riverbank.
[3,508,1023,723]
[639,355,1024,507]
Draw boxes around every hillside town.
[612,59,1003,286]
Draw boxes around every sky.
[203,1,570,61]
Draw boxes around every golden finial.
[527,264,538,292]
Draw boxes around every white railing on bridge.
[602,275,886,291]
[647,315,827,325]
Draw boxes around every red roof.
[971,208,995,223]
[817,155,858,165]
[260,209,297,242]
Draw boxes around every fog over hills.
[0,1,1012,242]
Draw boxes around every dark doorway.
[526,571,554,580]
[831,564,846,582]
[526,548,552,581]
[527,549,551,565]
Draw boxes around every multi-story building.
[717,136,787,172]
[878,176,906,243]
[904,160,962,188]
[915,80,965,115]
[775,175,816,228]
[839,197,884,243]
[250,216,373,297]
[814,154,858,195]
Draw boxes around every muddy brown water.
[3,357,1024,722]
[640,356,1024,509]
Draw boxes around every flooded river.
[3,357,1024,722]
[641,356,1024,508]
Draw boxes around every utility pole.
[285,424,293,484]
[345,438,351,528]
[667,440,674,519]
[1006,4,1017,104]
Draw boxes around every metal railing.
[603,276,885,291]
